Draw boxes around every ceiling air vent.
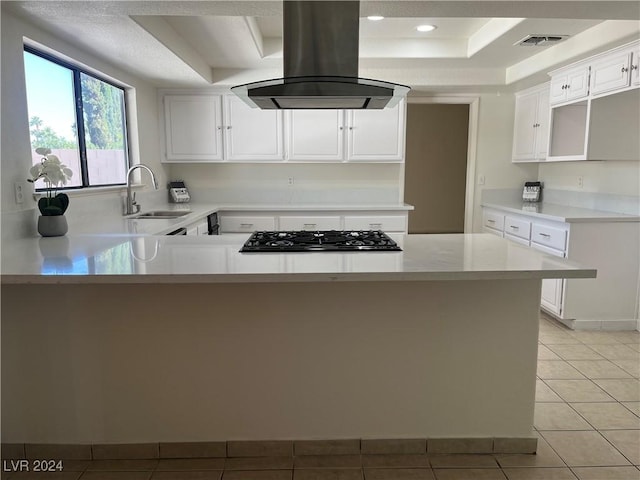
[516,35,569,47]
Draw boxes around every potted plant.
[28,147,73,237]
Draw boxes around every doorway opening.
[404,98,479,233]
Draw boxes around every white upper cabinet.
[347,98,405,162]
[512,83,550,162]
[591,50,633,96]
[633,45,640,86]
[549,65,590,105]
[285,109,345,161]
[223,95,284,161]
[163,95,224,162]
[161,92,407,163]
[545,40,639,162]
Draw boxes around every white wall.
[168,163,404,205]
[539,161,640,197]
[471,93,539,231]
[0,6,165,239]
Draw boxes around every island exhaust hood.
[231,0,410,110]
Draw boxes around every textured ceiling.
[5,1,640,92]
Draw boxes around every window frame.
[24,45,131,190]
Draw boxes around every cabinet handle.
[303,223,317,229]
[227,126,232,129]
[621,66,629,73]
[240,223,254,228]
[217,126,222,130]
[487,219,495,224]
[509,225,519,230]
[632,64,638,71]
[369,223,382,228]
[538,233,551,238]
[339,126,344,131]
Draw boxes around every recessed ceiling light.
[416,24,437,32]
[367,15,385,21]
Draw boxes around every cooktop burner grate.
[240,230,402,252]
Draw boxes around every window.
[23,46,129,189]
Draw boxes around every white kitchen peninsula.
[1,234,595,452]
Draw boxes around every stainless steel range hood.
[231,0,410,110]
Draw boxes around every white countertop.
[1,233,596,284]
[72,203,415,236]
[482,200,640,223]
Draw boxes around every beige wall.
[2,280,540,443]
[405,104,469,234]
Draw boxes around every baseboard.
[551,316,639,331]
[0,437,539,460]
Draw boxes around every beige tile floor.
[3,314,639,480]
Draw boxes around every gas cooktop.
[240,230,402,252]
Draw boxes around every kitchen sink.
[133,210,190,219]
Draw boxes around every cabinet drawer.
[482,210,504,231]
[343,215,406,232]
[219,215,276,232]
[279,216,341,231]
[531,224,567,251]
[504,216,531,240]
[530,241,565,258]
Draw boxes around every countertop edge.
[0,269,597,285]
[481,202,640,223]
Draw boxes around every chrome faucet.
[124,164,159,215]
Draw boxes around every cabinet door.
[633,48,640,86]
[530,241,565,316]
[512,91,539,161]
[591,51,632,96]
[286,110,345,161]
[541,279,564,316]
[536,89,550,160]
[566,67,590,101]
[550,66,589,105]
[550,75,568,105]
[164,95,223,162]
[224,95,284,161]
[347,99,405,161]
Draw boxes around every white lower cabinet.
[530,241,566,316]
[504,216,531,240]
[279,215,341,231]
[482,206,640,328]
[483,207,568,316]
[219,215,276,233]
[219,211,409,234]
[343,215,407,232]
[185,220,209,236]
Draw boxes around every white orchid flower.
[28,148,73,188]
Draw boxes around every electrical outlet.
[577,176,584,189]
[14,182,24,204]
[288,176,295,185]
[478,175,485,186]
